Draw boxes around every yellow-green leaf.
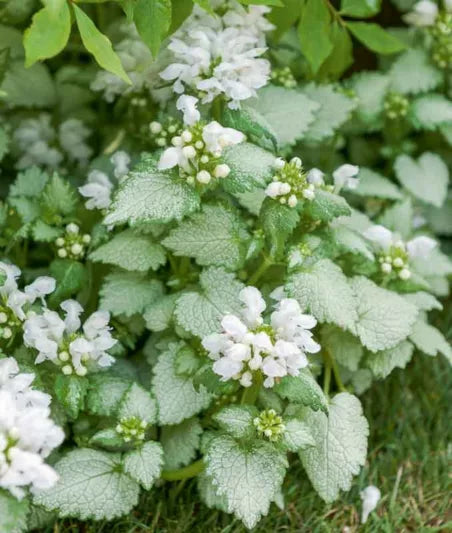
[298,0,333,74]
[347,22,405,54]
[134,0,172,57]
[72,4,131,84]
[24,0,71,67]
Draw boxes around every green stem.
[323,350,347,394]
[103,129,125,155]
[248,256,273,286]
[161,459,204,481]
[241,372,263,405]
[211,97,223,121]
[323,357,331,396]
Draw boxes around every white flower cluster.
[0,263,55,344]
[0,357,64,499]
[202,287,320,388]
[158,96,244,185]
[13,114,92,169]
[403,0,450,26]
[265,157,315,207]
[363,225,437,280]
[23,300,116,377]
[55,223,91,260]
[159,1,272,109]
[266,159,360,208]
[79,151,131,210]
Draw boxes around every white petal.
[362,225,394,251]
[406,236,437,259]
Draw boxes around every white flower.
[176,95,201,126]
[202,287,319,389]
[333,164,360,192]
[13,114,63,170]
[159,2,271,108]
[201,121,245,153]
[58,118,92,165]
[360,485,381,524]
[0,263,55,336]
[0,358,64,499]
[110,151,131,180]
[403,1,439,26]
[307,168,325,186]
[363,225,437,280]
[23,300,116,376]
[79,170,113,210]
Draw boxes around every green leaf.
[87,375,130,416]
[389,49,443,95]
[23,0,71,67]
[239,0,283,5]
[352,168,402,200]
[104,165,200,227]
[410,94,452,131]
[350,276,418,352]
[340,0,381,17]
[32,220,62,243]
[347,22,405,54]
[300,393,368,502]
[72,4,131,84]
[144,293,179,332]
[317,22,353,80]
[133,0,172,57]
[221,142,276,193]
[90,229,166,272]
[9,167,48,198]
[321,325,363,372]
[268,0,301,41]
[152,343,212,425]
[350,72,389,126]
[100,271,164,317]
[0,489,29,533]
[161,418,203,469]
[54,374,88,420]
[118,383,158,424]
[163,204,250,270]
[298,0,333,74]
[213,405,257,440]
[123,441,164,490]
[402,291,442,312]
[287,259,358,332]
[274,369,328,413]
[394,152,449,208]
[205,435,288,529]
[366,340,414,379]
[304,189,351,222]
[332,225,374,260]
[378,198,413,240]
[0,48,10,88]
[169,0,194,33]
[1,61,56,108]
[222,106,277,152]
[174,345,201,377]
[49,259,87,306]
[243,85,320,146]
[409,320,452,363]
[174,267,244,338]
[41,172,77,216]
[303,83,356,141]
[33,449,140,520]
[90,428,125,451]
[260,198,299,258]
[282,419,315,452]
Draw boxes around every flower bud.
[196,170,211,184]
[66,223,79,234]
[150,121,162,134]
[213,164,231,178]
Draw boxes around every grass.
[38,350,451,533]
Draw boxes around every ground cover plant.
[0,0,451,531]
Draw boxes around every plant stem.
[240,373,263,405]
[103,129,125,155]
[323,350,347,394]
[248,256,273,286]
[161,459,204,481]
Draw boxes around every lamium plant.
[0,0,450,531]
